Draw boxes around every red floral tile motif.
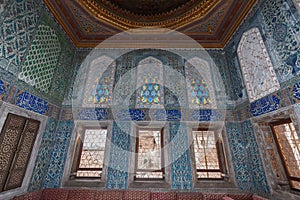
[94,190,123,200]
[67,189,95,200]
[177,192,204,200]
[13,190,43,200]
[203,193,226,200]
[123,190,151,200]
[151,192,177,200]
[227,193,253,200]
[42,189,69,200]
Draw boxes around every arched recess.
[82,55,115,108]
[185,57,216,109]
[135,56,164,108]
[237,27,280,102]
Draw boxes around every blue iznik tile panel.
[0,0,41,74]
[42,121,74,188]
[106,121,131,189]
[79,108,109,120]
[226,122,254,192]
[191,109,224,121]
[16,91,49,115]
[116,109,146,121]
[155,110,182,121]
[241,120,270,194]
[169,122,193,189]
[226,121,270,195]
[250,94,281,117]
[292,81,300,101]
[29,118,58,191]
[261,0,300,82]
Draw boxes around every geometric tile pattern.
[0,0,40,72]
[19,24,61,93]
[261,0,300,82]
[169,122,193,189]
[106,121,131,189]
[42,121,74,188]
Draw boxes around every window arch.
[135,57,164,108]
[82,56,115,108]
[185,57,216,109]
[237,27,280,102]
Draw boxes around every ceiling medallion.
[78,0,221,30]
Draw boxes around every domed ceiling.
[43,0,257,48]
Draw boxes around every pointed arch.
[185,57,216,109]
[237,28,280,102]
[82,55,115,108]
[136,56,164,108]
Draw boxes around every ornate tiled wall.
[42,121,74,188]
[226,121,270,195]
[106,121,131,189]
[169,122,193,189]
[0,0,75,105]
[0,0,75,193]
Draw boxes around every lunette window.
[271,119,300,191]
[0,113,40,192]
[192,129,226,180]
[135,128,165,180]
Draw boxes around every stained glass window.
[193,130,224,179]
[139,78,161,105]
[271,120,300,190]
[76,128,107,178]
[190,78,210,105]
[185,58,215,109]
[135,129,164,180]
[136,57,163,108]
[82,56,115,108]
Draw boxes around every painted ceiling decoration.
[43,0,257,48]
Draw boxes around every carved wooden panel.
[0,113,40,192]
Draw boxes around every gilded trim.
[78,0,221,30]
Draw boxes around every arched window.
[136,57,164,108]
[237,28,280,102]
[82,56,115,108]
[185,58,216,109]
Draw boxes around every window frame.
[192,128,226,181]
[270,119,300,191]
[134,127,165,181]
[72,126,108,179]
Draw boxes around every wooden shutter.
[0,114,40,192]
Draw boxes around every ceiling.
[43,0,257,48]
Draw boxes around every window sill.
[194,180,237,192]
[129,180,170,189]
[64,179,105,188]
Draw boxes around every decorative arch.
[82,55,115,108]
[237,27,280,102]
[135,56,164,108]
[185,57,216,109]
